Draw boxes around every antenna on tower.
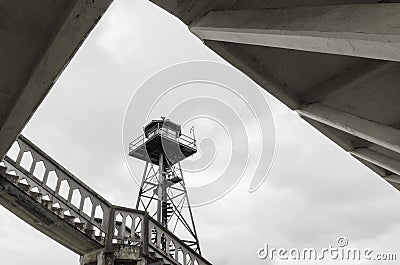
[128,117,201,253]
[190,126,195,141]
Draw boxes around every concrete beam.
[190,4,400,61]
[205,40,300,109]
[0,0,113,159]
[354,156,387,177]
[301,116,353,151]
[301,61,399,103]
[384,175,400,184]
[297,103,400,154]
[351,148,400,175]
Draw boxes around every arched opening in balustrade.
[113,227,118,244]
[151,227,157,245]
[0,161,5,167]
[93,226,101,237]
[125,215,133,232]
[64,210,72,216]
[169,241,176,259]
[115,213,124,237]
[8,170,17,176]
[20,151,33,171]
[83,197,93,217]
[134,216,142,237]
[185,254,192,265]
[46,171,58,191]
[94,205,104,223]
[71,189,82,208]
[115,213,123,224]
[18,178,28,184]
[177,247,184,265]
[74,217,83,229]
[30,186,39,193]
[42,194,50,201]
[59,180,70,200]
[160,233,166,252]
[7,141,20,161]
[33,161,46,181]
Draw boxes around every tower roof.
[144,118,181,134]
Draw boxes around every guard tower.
[129,117,201,253]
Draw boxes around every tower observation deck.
[129,118,196,165]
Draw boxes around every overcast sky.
[2,1,400,264]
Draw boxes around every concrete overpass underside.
[0,0,112,159]
[150,0,400,191]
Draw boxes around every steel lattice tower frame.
[129,118,201,254]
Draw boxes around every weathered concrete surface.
[150,0,400,191]
[191,4,400,61]
[80,245,143,265]
[113,245,142,261]
[0,0,113,159]
[0,174,102,255]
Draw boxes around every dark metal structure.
[129,118,201,254]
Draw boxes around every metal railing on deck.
[129,124,197,154]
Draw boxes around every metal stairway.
[0,135,211,265]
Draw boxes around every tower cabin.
[129,118,196,165]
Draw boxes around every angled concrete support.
[297,103,400,154]
[301,61,399,103]
[205,40,300,109]
[384,175,400,184]
[351,148,400,175]
[191,4,400,61]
